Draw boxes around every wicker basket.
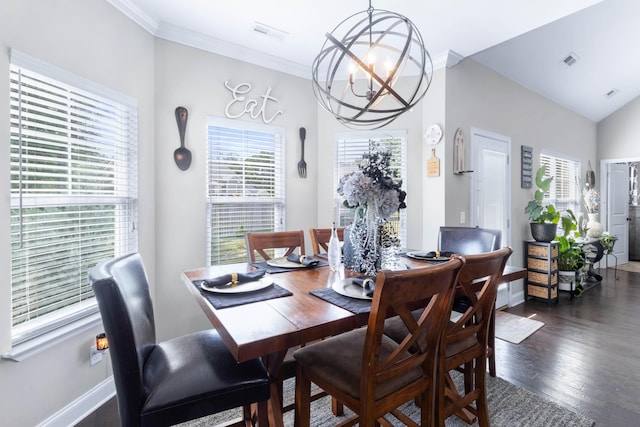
[528,270,558,285]
[528,285,558,300]
[527,244,558,258]
[527,258,558,271]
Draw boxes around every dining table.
[181,254,526,427]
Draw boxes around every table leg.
[265,351,287,427]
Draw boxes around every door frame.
[600,157,640,264]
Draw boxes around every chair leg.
[256,400,269,427]
[475,358,490,427]
[294,364,311,427]
[488,307,496,377]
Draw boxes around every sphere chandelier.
[311,1,433,129]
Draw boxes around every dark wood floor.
[77,266,639,426]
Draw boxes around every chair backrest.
[438,226,501,255]
[360,257,465,416]
[245,230,305,262]
[89,253,155,426]
[309,227,345,254]
[446,247,512,349]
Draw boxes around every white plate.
[332,278,373,300]
[266,257,308,268]
[406,251,449,262]
[200,276,274,294]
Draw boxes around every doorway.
[470,128,512,249]
[601,158,640,266]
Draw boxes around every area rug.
[495,310,544,344]
[616,261,640,273]
[177,371,594,427]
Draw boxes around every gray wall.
[0,0,625,425]
[0,0,155,425]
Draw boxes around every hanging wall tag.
[427,148,440,177]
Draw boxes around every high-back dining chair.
[309,227,345,254]
[437,247,511,427]
[438,226,501,255]
[89,253,270,427]
[438,225,502,377]
[245,230,305,262]
[294,257,465,427]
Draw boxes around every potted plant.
[525,165,560,242]
[556,210,584,293]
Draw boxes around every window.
[334,130,408,246]
[540,152,581,216]
[9,50,138,343]
[206,118,285,265]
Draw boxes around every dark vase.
[530,222,558,242]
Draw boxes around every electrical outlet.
[460,211,466,224]
[90,345,103,366]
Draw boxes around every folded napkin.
[425,251,454,258]
[200,269,266,288]
[352,275,377,298]
[286,254,319,267]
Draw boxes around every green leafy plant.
[556,210,584,271]
[600,232,615,254]
[525,165,560,224]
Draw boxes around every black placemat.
[310,288,372,314]
[192,280,292,309]
[250,259,329,274]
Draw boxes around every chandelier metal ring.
[312,5,432,129]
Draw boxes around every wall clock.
[425,124,443,145]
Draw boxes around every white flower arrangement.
[336,141,406,220]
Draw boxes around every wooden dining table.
[181,257,526,426]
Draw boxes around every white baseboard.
[38,377,116,427]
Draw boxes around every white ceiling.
[107,0,639,123]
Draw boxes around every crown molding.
[106,0,159,34]
[107,0,456,79]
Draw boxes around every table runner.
[310,288,371,314]
[250,260,329,274]
[192,280,292,309]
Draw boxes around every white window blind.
[9,51,138,342]
[334,131,408,246]
[540,153,581,215]
[206,118,285,264]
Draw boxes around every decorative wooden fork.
[298,127,307,178]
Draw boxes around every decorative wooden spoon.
[174,107,192,171]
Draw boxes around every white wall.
[152,39,319,339]
[598,96,640,161]
[445,58,597,278]
[0,0,155,425]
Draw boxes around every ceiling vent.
[605,88,619,98]
[562,52,579,67]
[252,22,288,41]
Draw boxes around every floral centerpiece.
[337,141,406,274]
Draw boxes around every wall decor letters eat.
[224,81,283,124]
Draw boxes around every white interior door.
[607,162,629,264]
[470,128,511,249]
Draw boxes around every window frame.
[540,150,582,229]
[206,117,286,265]
[7,50,138,352]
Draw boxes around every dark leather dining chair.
[439,225,502,377]
[294,257,465,427]
[309,227,345,254]
[89,253,270,427]
[245,230,306,262]
[438,226,501,255]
